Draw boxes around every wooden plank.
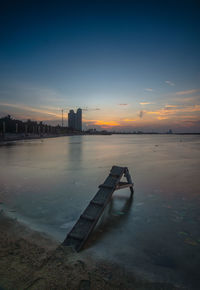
[124,167,134,194]
[110,166,125,176]
[109,173,121,178]
[69,219,93,238]
[80,214,96,221]
[115,181,132,190]
[69,233,83,240]
[63,166,133,251]
[91,200,104,206]
[92,188,110,202]
[99,184,113,189]
[99,175,119,188]
[83,204,103,217]
[124,167,134,185]
[64,237,81,248]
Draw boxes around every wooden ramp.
[62,166,134,251]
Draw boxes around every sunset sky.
[0,0,199,132]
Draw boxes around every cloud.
[165,80,175,86]
[175,97,196,102]
[145,88,153,92]
[82,107,101,111]
[119,103,128,106]
[0,102,61,119]
[175,89,198,95]
[164,105,177,110]
[123,119,137,122]
[140,102,152,105]
[147,105,200,117]
[157,116,169,120]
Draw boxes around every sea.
[0,134,200,288]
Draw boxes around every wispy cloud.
[145,88,153,92]
[140,102,152,105]
[0,82,68,106]
[164,105,177,110]
[174,97,196,103]
[165,80,175,86]
[0,102,61,119]
[123,119,137,122]
[83,107,101,111]
[147,105,200,117]
[175,89,198,95]
[157,116,169,120]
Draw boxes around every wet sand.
[0,210,184,290]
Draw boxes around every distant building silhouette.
[68,110,76,129]
[167,129,173,134]
[68,108,82,131]
[76,108,82,131]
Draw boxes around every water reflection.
[67,136,83,169]
[84,193,134,249]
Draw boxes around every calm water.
[0,135,200,288]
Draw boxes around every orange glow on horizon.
[94,120,120,126]
[157,116,169,120]
[1,101,199,130]
[123,118,137,122]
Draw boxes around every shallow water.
[0,135,200,288]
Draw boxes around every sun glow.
[94,120,120,126]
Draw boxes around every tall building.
[68,108,82,131]
[68,110,76,129]
[76,108,82,131]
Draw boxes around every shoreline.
[0,133,81,144]
[0,210,184,289]
[0,132,199,145]
[0,132,113,144]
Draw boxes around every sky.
[0,0,199,132]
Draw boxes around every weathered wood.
[124,167,134,194]
[62,166,134,251]
[124,168,133,185]
[80,214,95,221]
[69,234,83,240]
[99,175,119,189]
[115,181,133,190]
[110,165,125,176]
[91,200,104,206]
[99,184,114,189]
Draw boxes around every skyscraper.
[68,110,76,129]
[68,108,82,131]
[76,108,82,131]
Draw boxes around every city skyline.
[0,0,199,133]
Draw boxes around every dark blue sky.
[0,0,199,132]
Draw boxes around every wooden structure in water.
[62,166,134,251]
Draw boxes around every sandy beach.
[0,210,185,290]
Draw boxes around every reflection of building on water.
[68,136,83,164]
[68,108,82,131]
